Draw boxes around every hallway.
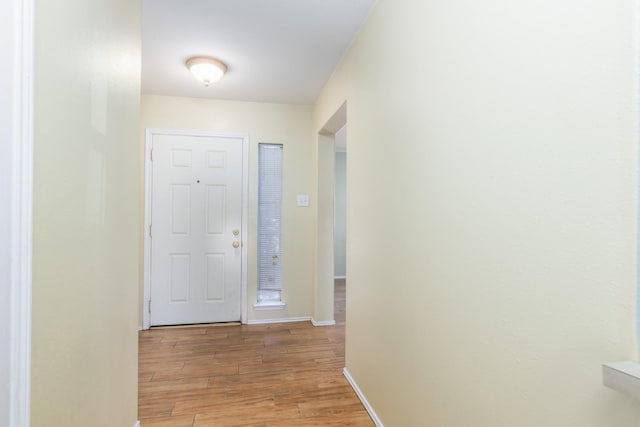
[138,280,372,426]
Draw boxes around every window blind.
[258,144,283,302]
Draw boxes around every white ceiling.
[142,0,376,105]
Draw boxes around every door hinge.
[150,148,153,162]
[148,300,151,313]
[149,224,152,237]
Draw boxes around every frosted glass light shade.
[186,57,227,86]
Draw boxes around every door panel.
[170,185,190,234]
[170,254,190,302]
[150,133,243,325]
[206,185,225,234]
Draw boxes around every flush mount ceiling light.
[186,56,227,87]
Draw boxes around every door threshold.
[150,321,241,330]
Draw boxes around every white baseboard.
[334,275,347,279]
[134,421,140,427]
[246,316,311,325]
[311,318,336,327]
[343,367,384,427]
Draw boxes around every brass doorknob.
[232,241,240,248]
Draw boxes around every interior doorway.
[315,102,347,325]
[334,125,347,328]
[334,125,347,281]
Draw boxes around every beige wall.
[141,95,314,322]
[313,0,640,425]
[31,0,141,426]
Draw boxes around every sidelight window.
[257,144,283,303]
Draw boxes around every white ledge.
[311,318,336,327]
[603,361,640,401]
[253,302,286,311]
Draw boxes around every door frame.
[142,128,249,329]
[2,0,34,424]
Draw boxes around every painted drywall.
[313,0,640,425]
[140,95,314,322]
[31,1,141,426]
[335,150,347,277]
[0,1,15,423]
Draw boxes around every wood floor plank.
[265,412,375,427]
[138,280,374,426]
[138,400,175,419]
[139,414,195,427]
[139,377,209,394]
[193,403,300,426]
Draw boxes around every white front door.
[150,133,244,326]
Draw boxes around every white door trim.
[143,128,249,329]
[3,0,34,425]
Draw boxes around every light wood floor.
[138,279,374,426]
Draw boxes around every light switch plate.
[297,194,310,207]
